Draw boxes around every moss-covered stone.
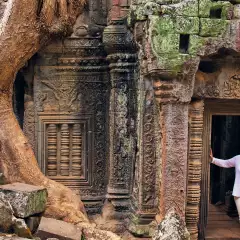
[188,35,206,55]
[176,16,199,34]
[199,18,229,37]
[152,33,180,54]
[157,54,191,74]
[133,0,231,74]
[199,0,233,18]
[179,0,199,17]
[0,183,47,218]
[199,0,212,17]
[152,15,176,34]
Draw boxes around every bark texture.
[0,0,89,224]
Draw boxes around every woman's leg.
[234,196,240,221]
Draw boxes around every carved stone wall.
[186,100,204,240]
[32,36,109,213]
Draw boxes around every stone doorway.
[199,100,240,239]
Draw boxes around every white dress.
[212,156,240,197]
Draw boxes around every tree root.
[0,109,89,224]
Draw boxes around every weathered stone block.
[199,0,211,17]
[176,17,199,35]
[153,209,190,240]
[152,15,175,34]
[36,217,82,240]
[199,0,233,18]
[199,18,229,37]
[0,193,14,232]
[152,34,180,54]
[188,35,206,55]
[0,183,47,218]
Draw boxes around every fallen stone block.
[35,217,82,240]
[0,193,14,232]
[153,209,190,240]
[0,183,47,218]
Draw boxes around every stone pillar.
[150,75,192,223]
[158,102,189,219]
[186,100,204,240]
[128,75,159,237]
[102,23,136,232]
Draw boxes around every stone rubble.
[0,183,47,239]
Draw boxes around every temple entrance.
[205,115,240,239]
[199,100,240,239]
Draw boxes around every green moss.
[188,35,206,55]
[180,0,199,16]
[176,16,199,34]
[199,18,229,37]
[199,0,212,17]
[134,0,231,73]
[152,15,176,34]
[153,33,180,54]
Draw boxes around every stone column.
[158,103,189,219]
[102,23,136,232]
[152,78,191,222]
[186,100,204,240]
[128,75,159,237]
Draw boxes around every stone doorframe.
[187,99,240,240]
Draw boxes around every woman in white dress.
[210,149,240,221]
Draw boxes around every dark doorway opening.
[206,115,240,239]
[13,72,25,129]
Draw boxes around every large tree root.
[0,100,122,239]
[0,103,88,224]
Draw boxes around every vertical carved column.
[158,102,189,219]
[186,100,204,240]
[103,23,136,231]
[47,124,58,177]
[60,124,70,176]
[72,124,82,177]
[128,75,158,237]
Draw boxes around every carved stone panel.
[34,68,109,212]
[194,61,240,100]
[36,114,93,193]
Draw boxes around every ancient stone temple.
[12,0,240,239]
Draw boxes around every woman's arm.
[212,156,236,168]
[210,149,236,168]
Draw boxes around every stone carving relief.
[223,74,240,98]
[34,74,109,200]
[194,62,240,100]
[142,102,157,209]
[71,0,107,38]
[186,100,204,240]
[130,76,158,235]
[159,103,188,219]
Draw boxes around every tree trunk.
[0,0,89,224]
